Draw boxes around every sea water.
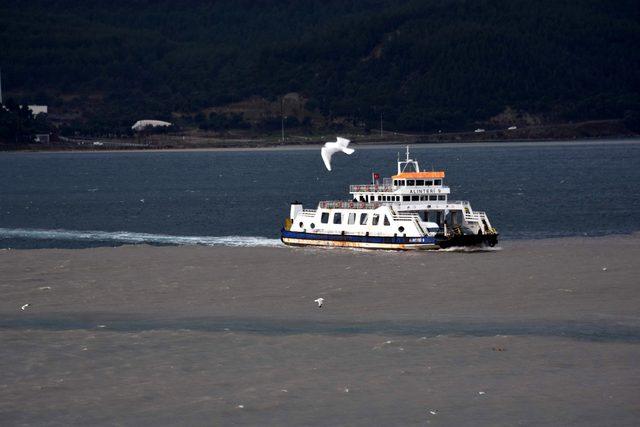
[1,139,639,249]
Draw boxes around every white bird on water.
[321,137,354,171]
[314,298,324,308]
[21,303,31,310]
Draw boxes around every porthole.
[398,226,405,233]
[310,223,315,228]
[299,222,304,228]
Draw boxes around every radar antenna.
[397,145,420,174]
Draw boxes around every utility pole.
[380,111,383,136]
[281,97,285,143]
[0,67,3,105]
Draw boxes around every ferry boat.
[281,147,498,250]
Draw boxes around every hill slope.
[1,0,638,135]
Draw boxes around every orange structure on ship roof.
[392,171,445,179]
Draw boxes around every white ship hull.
[281,236,439,250]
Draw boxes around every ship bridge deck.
[349,184,450,193]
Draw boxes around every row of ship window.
[393,179,442,186]
[363,194,446,202]
[301,213,406,233]
[317,212,391,226]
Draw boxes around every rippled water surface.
[1,140,639,248]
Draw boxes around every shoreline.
[1,136,639,154]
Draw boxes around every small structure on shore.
[28,105,48,116]
[131,120,172,132]
[132,120,173,146]
[34,134,50,143]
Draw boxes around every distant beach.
[3,135,639,154]
[2,136,638,155]
[1,235,639,425]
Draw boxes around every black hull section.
[436,233,499,249]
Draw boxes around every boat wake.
[439,245,502,252]
[0,227,283,248]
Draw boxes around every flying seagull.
[321,137,354,171]
[20,303,31,310]
[314,298,324,308]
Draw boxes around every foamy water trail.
[440,245,502,252]
[0,228,283,248]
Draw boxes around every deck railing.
[318,200,383,209]
[349,184,395,193]
[463,210,489,222]
[393,214,421,222]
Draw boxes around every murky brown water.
[1,236,639,425]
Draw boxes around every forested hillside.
[1,0,638,136]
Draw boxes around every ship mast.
[398,145,420,174]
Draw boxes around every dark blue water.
[1,140,639,248]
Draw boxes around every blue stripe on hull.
[281,229,436,246]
